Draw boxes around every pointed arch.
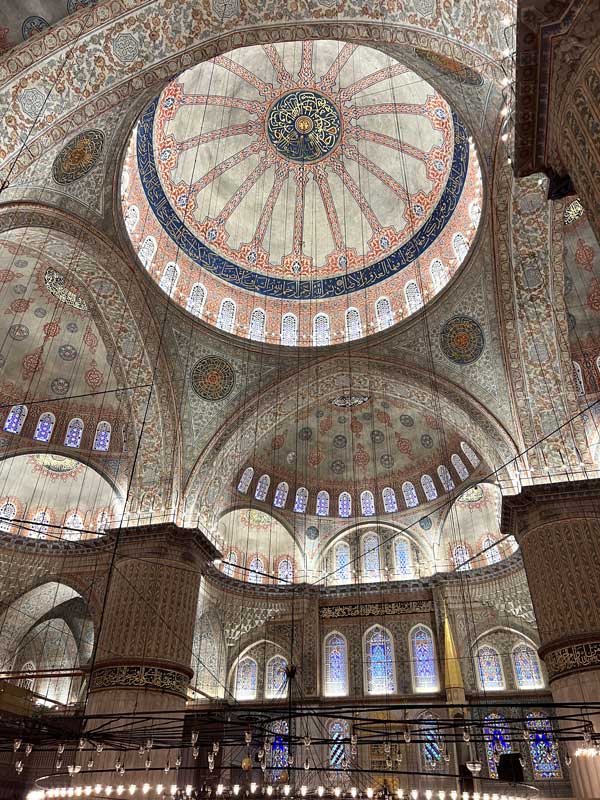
[421,474,437,501]
[451,453,469,481]
[316,490,330,516]
[33,412,55,443]
[64,418,84,448]
[254,474,270,501]
[360,490,375,516]
[402,481,419,508]
[460,441,480,467]
[237,467,254,493]
[333,540,351,582]
[217,298,236,332]
[323,632,348,697]
[3,404,27,434]
[281,312,298,346]
[362,531,380,579]
[375,296,394,330]
[437,464,455,492]
[159,261,180,296]
[294,487,308,513]
[328,719,349,768]
[404,280,423,313]
[394,536,412,578]
[526,712,562,779]
[265,655,288,699]
[338,491,352,518]
[452,232,469,263]
[249,308,266,342]
[364,624,395,694]
[234,656,257,700]
[273,481,289,509]
[382,486,398,513]
[430,258,447,291]
[482,536,502,565]
[512,643,543,689]
[248,555,264,584]
[313,313,330,346]
[345,307,362,341]
[476,645,505,690]
[410,624,439,692]
[93,421,111,452]
[137,235,157,269]
[187,283,207,317]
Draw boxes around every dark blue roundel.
[266,90,342,163]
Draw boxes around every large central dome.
[122,40,482,345]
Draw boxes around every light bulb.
[251,783,257,794]
[334,789,341,798]
[367,788,374,798]
[318,787,324,797]
[301,787,307,797]
[411,791,418,800]
[105,789,113,797]
[351,789,357,798]
[143,787,150,795]
[233,786,240,796]
[426,792,433,800]
[156,787,163,796]
[284,786,290,797]
[217,786,224,795]
[266,788,273,797]
[129,788,136,797]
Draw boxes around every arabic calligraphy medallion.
[266,90,342,163]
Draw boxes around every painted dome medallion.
[122,40,482,346]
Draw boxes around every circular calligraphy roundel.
[266,90,342,164]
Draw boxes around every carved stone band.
[320,600,433,618]
[544,641,600,681]
[90,664,190,697]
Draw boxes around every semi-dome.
[122,40,482,345]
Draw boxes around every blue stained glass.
[339,492,352,518]
[411,625,437,691]
[255,474,270,501]
[421,718,443,769]
[238,467,253,493]
[64,418,84,448]
[363,533,380,578]
[248,556,264,584]
[325,633,347,696]
[329,720,348,768]
[483,713,511,779]
[366,626,394,694]
[526,713,561,779]
[395,538,411,577]
[235,657,257,700]
[402,481,419,508]
[274,481,288,508]
[93,421,111,451]
[513,644,542,689]
[266,656,288,698]
[33,412,54,443]
[278,558,293,583]
[382,487,398,513]
[335,542,351,582]
[4,404,27,434]
[294,487,308,513]
[269,720,288,780]
[477,646,504,690]
[316,490,329,516]
[361,491,375,516]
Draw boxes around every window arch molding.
[362,623,396,695]
[409,623,439,693]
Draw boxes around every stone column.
[502,480,600,799]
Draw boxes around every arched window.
[31,510,50,538]
[273,481,289,509]
[96,510,110,533]
[360,490,375,516]
[460,442,480,467]
[482,536,502,564]
[124,205,139,234]
[469,201,481,227]
[278,558,294,584]
[451,453,469,481]
[573,360,585,395]
[404,280,424,314]
[33,412,55,443]
[324,632,348,696]
[421,474,438,501]
[249,308,266,342]
[64,418,84,448]
[453,543,471,571]
[235,656,257,700]
[362,532,380,579]
[345,307,362,341]
[437,465,455,492]
[186,283,206,317]
[316,490,329,516]
[329,720,349,768]
[223,550,237,578]
[0,502,16,532]
[93,421,111,452]
[394,537,412,578]
[402,481,419,508]
[364,625,395,694]
[430,259,448,292]
[294,487,308,513]
[4,404,27,434]
[281,313,298,346]
[159,261,179,296]
[254,474,270,501]
[338,491,352,518]
[18,661,36,692]
[313,313,330,346]
[526,712,562,779]
[512,644,543,689]
[476,645,505,690]
[420,715,443,770]
[63,512,84,540]
[375,297,394,330]
[410,625,438,691]
[217,298,236,332]
[452,232,469,263]
[483,713,511,779]
[265,655,288,698]
[334,541,351,582]
[237,467,253,493]
[382,487,398,513]
[248,556,264,584]
[268,719,288,780]
[137,236,157,269]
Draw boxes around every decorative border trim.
[90,664,190,697]
[320,599,433,618]
[544,641,600,681]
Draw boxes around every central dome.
[122,40,482,345]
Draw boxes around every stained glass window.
[405,280,424,313]
[255,474,270,501]
[265,655,288,698]
[360,490,375,516]
[31,510,50,538]
[4,405,27,434]
[316,490,330,516]
[64,513,84,540]
[375,297,394,330]
[365,625,395,694]
[137,236,157,268]
[572,361,585,395]
[273,481,289,508]
[96,510,110,533]
[268,719,288,780]
[362,533,380,579]
[460,442,480,467]
[477,646,505,690]
[223,550,237,578]
[526,712,561,779]
[281,313,298,346]
[324,632,348,696]
[334,541,351,582]
[451,453,469,481]
[237,467,253,493]
[18,662,35,692]
[248,556,264,584]
[453,544,471,571]
[217,298,236,332]
[420,715,443,770]
[124,204,139,233]
[93,421,111,451]
[402,481,419,508]
[235,656,257,700]
[382,487,398,513]
[0,502,16,532]
[438,465,455,492]
[329,720,349,768]
[159,261,179,295]
[421,474,438,501]
[278,558,293,584]
[430,259,448,291]
[64,418,84,448]
[411,625,438,691]
[313,313,330,346]
[512,644,543,689]
[469,201,481,227]
[394,537,412,578]
[294,487,308,513]
[483,713,511,779]
[483,537,502,565]
[187,283,206,317]
[33,412,55,442]
[345,307,362,341]
[338,491,352,518]
[249,308,266,342]
[452,232,469,263]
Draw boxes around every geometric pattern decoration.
[52,130,105,184]
[191,356,236,401]
[439,315,485,364]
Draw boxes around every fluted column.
[502,480,600,798]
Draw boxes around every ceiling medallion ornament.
[266,90,342,163]
[52,129,105,184]
[439,315,485,365]
[191,356,235,401]
[329,394,370,408]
